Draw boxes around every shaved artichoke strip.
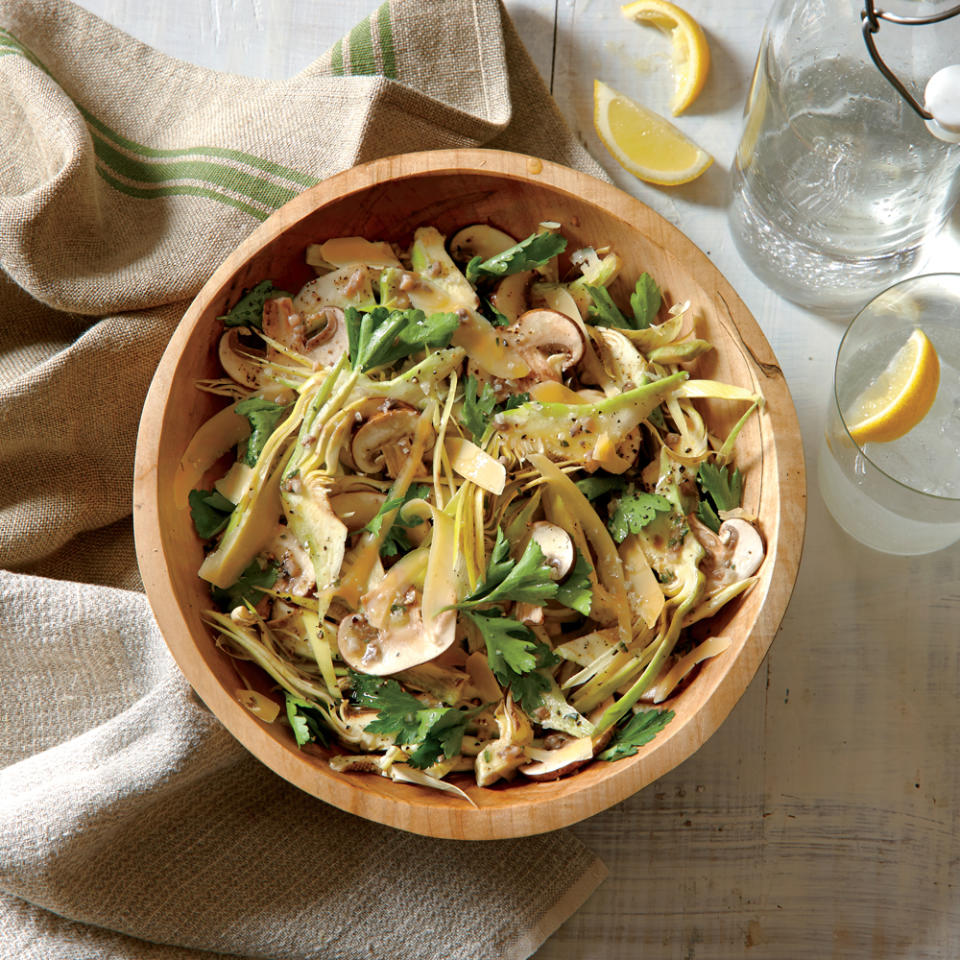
[335,400,437,608]
[645,635,733,704]
[593,571,704,735]
[683,576,759,627]
[432,368,460,509]
[528,453,632,648]
[716,397,764,463]
[204,611,334,706]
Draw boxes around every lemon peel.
[621,0,711,115]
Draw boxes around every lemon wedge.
[593,79,713,186]
[846,329,940,445]
[621,0,711,115]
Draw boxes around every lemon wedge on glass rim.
[593,79,713,186]
[845,328,940,445]
[621,0,711,116]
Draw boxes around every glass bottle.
[728,0,960,312]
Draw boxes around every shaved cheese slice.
[619,534,665,628]
[591,431,633,473]
[465,651,502,702]
[450,312,530,380]
[646,635,732,703]
[444,437,506,494]
[214,462,254,505]
[529,381,590,405]
[532,282,584,324]
[315,236,400,269]
[235,689,280,723]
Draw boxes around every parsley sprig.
[348,672,477,769]
[286,694,330,748]
[188,488,235,539]
[345,306,458,372]
[464,610,560,714]
[235,397,289,466]
[598,708,675,761]
[607,489,672,543]
[555,550,593,616]
[585,273,661,330]
[363,483,431,557]
[210,558,278,611]
[450,528,592,712]
[465,231,567,283]
[455,529,558,609]
[696,461,743,533]
[462,375,529,443]
[218,280,290,330]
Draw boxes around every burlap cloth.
[0,1,611,957]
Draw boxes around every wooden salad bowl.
[134,148,805,840]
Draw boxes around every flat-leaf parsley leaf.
[598,708,675,761]
[466,232,567,282]
[188,488,234,539]
[218,280,290,330]
[608,491,672,543]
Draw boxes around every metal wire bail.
[861,0,960,119]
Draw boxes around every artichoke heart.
[496,371,687,468]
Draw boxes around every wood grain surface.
[85,0,960,955]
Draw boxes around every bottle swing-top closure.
[862,0,960,142]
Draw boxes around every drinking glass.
[818,274,960,554]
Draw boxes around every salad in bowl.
[177,220,764,801]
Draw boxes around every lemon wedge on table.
[846,329,940,445]
[621,0,711,115]
[592,79,713,186]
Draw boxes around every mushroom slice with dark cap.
[351,404,435,477]
[505,308,585,382]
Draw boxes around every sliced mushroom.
[351,405,435,477]
[303,306,349,368]
[505,309,585,382]
[337,545,458,676]
[689,515,765,593]
[265,525,315,596]
[261,297,347,370]
[338,600,456,677]
[449,224,517,263]
[261,296,303,347]
[514,602,545,625]
[718,519,765,578]
[527,521,575,580]
[218,328,266,390]
[293,265,374,321]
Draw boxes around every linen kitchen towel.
[0,1,608,958]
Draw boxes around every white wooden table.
[74,1,960,956]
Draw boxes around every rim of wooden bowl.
[134,148,806,840]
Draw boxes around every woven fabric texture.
[0,1,608,957]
